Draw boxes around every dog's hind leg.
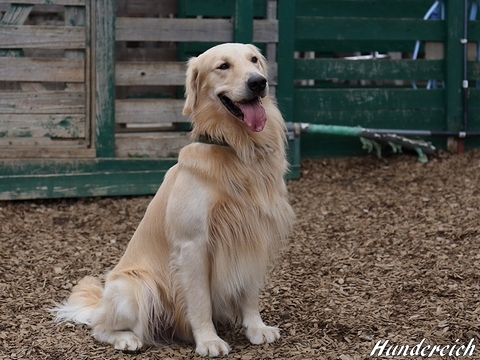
[89,275,146,352]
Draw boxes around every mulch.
[2,149,480,359]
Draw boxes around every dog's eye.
[217,63,230,70]
[251,56,258,63]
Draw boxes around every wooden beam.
[234,0,253,43]
[93,0,115,157]
[116,17,277,43]
[444,0,464,134]
[115,99,187,125]
[0,91,85,114]
[115,61,186,86]
[0,158,176,200]
[0,114,85,138]
[0,0,85,4]
[0,57,84,82]
[0,25,85,49]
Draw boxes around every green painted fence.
[1,0,480,199]
[277,0,480,158]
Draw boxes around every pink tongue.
[237,98,267,132]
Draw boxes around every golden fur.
[53,43,295,357]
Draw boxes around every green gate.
[277,0,480,158]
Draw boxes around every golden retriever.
[52,43,295,357]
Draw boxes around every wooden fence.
[277,0,480,158]
[0,0,282,199]
[1,0,480,199]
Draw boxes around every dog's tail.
[51,276,103,326]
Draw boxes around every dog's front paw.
[113,331,143,352]
[245,325,280,345]
[195,337,231,357]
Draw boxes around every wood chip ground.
[2,149,480,359]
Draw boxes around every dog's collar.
[193,134,230,147]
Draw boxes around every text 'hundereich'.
[370,338,475,357]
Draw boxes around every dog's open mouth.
[219,95,267,132]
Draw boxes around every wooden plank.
[0,0,85,4]
[115,60,277,87]
[0,25,86,49]
[0,91,84,114]
[294,88,444,111]
[295,0,437,18]
[0,146,94,158]
[276,0,296,123]
[0,114,84,138]
[0,158,176,200]
[295,17,445,42]
[116,99,187,124]
[234,0,254,43]
[294,59,444,81]
[294,39,422,53]
[444,0,464,133]
[116,17,277,43]
[180,0,266,17]
[116,17,231,42]
[0,57,84,82]
[115,132,191,158]
[294,108,446,129]
[116,61,186,86]
[94,0,115,157]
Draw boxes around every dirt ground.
[2,149,480,360]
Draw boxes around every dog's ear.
[246,44,268,77]
[183,57,199,115]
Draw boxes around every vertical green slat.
[445,0,464,132]
[277,0,295,123]
[234,0,254,43]
[94,0,115,157]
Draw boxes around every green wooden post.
[444,0,464,133]
[234,0,254,43]
[276,0,295,123]
[94,0,116,157]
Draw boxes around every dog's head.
[183,43,269,133]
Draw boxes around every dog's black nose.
[247,75,267,95]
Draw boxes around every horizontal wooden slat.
[0,135,91,156]
[0,0,84,4]
[0,57,84,82]
[0,25,85,49]
[0,114,84,138]
[294,108,445,129]
[296,17,445,42]
[295,59,444,80]
[182,0,266,17]
[116,62,186,86]
[115,61,277,86]
[294,88,444,111]
[295,0,438,18]
[115,99,187,124]
[116,18,277,43]
[294,40,421,53]
[115,132,191,158]
[0,161,173,200]
[0,91,84,114]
